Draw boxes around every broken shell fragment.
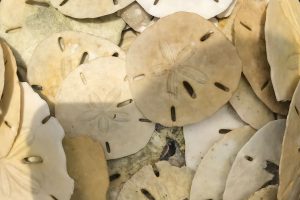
[117,161,193,200]
[127,12,242,127]
[265,0,300,101]
[234,0,289,114]
[27,31,125,113]
[184,104,245,170]
[223,120,285,200]
[55,57,154,159]
[0,82,74,199]
[248,185,278,200]
[63,136,109,200]
[190,126,255,200]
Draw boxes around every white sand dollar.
[0,82,74,199]
[184,104,245,170]
[55,57,155,159]
[265,0,300,101]
[0,42,21,158]
[136,0,233,19]
[223,120,285,200]
[27,31,125,112]
[117,161,193,200]
[190,126,255,200]
[126,12,242,127]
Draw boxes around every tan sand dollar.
[234,0,289,114]
[230,76,275,129]
[0,82,74,199]
[27,31,125,113]
[126,12,242,127]
[50,0,134,19]
[0,0,125,69]
[117,161,193,200]
[278,82,300,200]
[63,136,109,200]
[184,104,245,170]
[248,185,278,200]
[190,126,255,200]
[0,42,21,158]
[223,120,285,200]
[265,0,300,101]
[55,57,155,159]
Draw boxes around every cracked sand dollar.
[278,82,300,199]
[27,31,125,113]
[0,0,125,69]
[223,119,286,200]
[183,104,246,170]
[248,185,278,200]
[126,12,242,127]
[265,0,300,101]
[234,0,289,114]
[50,0,134,19]
[55,57,155,159]
[190,126,255,200]
[230,76,275,129]
[136,0,233,19]
[117,161,193,200]
[63,136,109,200]
[0,82,74,199]
[118,2,153,32]
[0,42,21,158]
[0,45,4,100]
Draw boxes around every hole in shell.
[5,27,22,33]
[31,84,43,91]
[80,72,87,85]
[41,115,51,124]
[139,118,152,123]
[245,155,253,161]
[79,52,89,65]
[58,37,65,51]
[219,129,232,134]
[109,173,121,181]
[298,148,300,153]
[133,74,145,81]
[117,99,133,107]
[105,142,111,153]
[183,81,196,99]
[50,195,58,200]
[214,0,219,2]
[153,0,159,5]
[261,80,269,91]
[23,156,43,164]
[295,106,299,116]
[151,164,160,177]
[240,21,252,31]
[171,106,176,122]
[59,0,69,6]
[200,31,214,42]
[4,121,11,128]
[214,82,230,92]
[112,52,119,57]
[113,0,118,5]
[141,188,156,200]
[25,0,49,7]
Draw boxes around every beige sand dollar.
[118,2,153,32]
[27,31,125,113]
[0,0,125,69]
[117,161,193,200]
[223,120,285,200]
[55,57,154,159]
[248,185,278,200]
[127,12,242,127]
[278,82,300,200]
[190,126,255,200]
[234,0,289,114]
[50,0,134,18]
[184,104,245,170]
[136,0,233,19]
[0,42,21,158]
[265,0,300,101]
[63,136,109,200]
[0,45,4,100]
[0,82,74,199]
[230,76,275,129]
